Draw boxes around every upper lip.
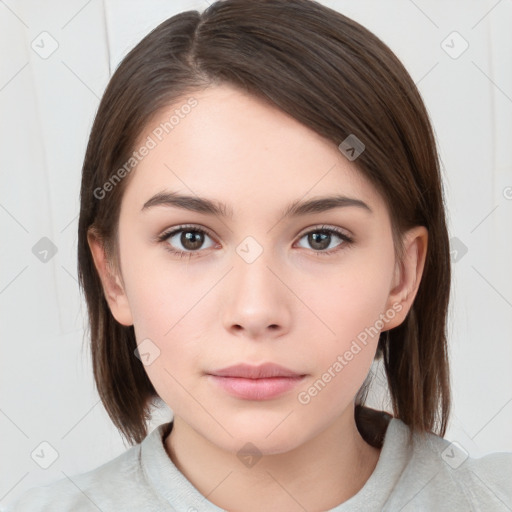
[208,363,304,379]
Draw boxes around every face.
[93,84,424,455]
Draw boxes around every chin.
[226,434,302,459]
[216,418,305,455]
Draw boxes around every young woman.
[7,0,511,510]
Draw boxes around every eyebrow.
[141,191,373,218]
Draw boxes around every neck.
[164,409,382,512]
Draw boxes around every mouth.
[206,363,307,400]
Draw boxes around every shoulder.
[457,449,512,505]
[3,424,170,512]
[386,419,512,511]
[4,446,142,512]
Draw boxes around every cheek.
[119,232,189,334]
[295,276,390,412]
[309,258,394,349]
[122,252,212,392]
[300,254,394,402]
[128,270,218,345]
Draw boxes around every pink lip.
[207,363,306,400]
[208,363,303,379]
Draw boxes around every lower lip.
[208,375,305,400]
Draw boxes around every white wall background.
[1,0,511,508]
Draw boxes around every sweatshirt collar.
[141,417,412,511]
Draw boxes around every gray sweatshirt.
[4,417,512,511]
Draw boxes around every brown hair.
[77,0,451,446]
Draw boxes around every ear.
[382,226,428,330]
[87,229,134,326]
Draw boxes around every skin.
[89,84,427,512]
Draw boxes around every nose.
[221,245,291,340]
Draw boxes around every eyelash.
[156,224,354,260]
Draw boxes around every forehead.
[121,84,386,218]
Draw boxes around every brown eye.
[296,226,353,256]
[306,231,331,251]
[158,225,216,258]
[174,230,206,251]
